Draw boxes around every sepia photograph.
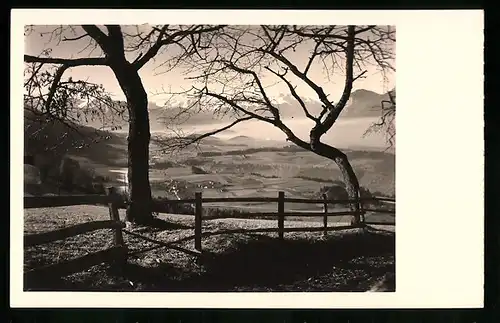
[22,23,396,292]
[12,9,484,309]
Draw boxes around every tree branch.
[310,25,356,146]
[45,65,69,112]
[81,25,110,50]
[262,49,333,111]
[290,25,375,40]
[179,24,393,156]
[105,25,125,57]
[132,25,169,69]
[304,27,333,75]
[24,55,108,66]
[204,90,276,125]
[221,60,281,120]
[168,116,253,150]
[203,87,310,151]
[265,66,317,122]
[133,25,227,70]
[62,33,89,42]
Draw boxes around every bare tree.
[168,25,395,225]
[24,24,224,224]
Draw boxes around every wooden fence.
[23,187,127,284]
[163,191,395,251]
[23,188,395,278]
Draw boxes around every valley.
[24,88,395,223]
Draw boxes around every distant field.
[146,135,395,204]
[24,116,395,216]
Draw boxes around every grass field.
[24,205,395,292]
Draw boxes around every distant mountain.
[80,100,231,131]
[227,135,253,142]
[73,88,394,132]
[340,89,389,118]
[275,89,393,120]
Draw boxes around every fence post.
[322,193,328,237]
[106,187,124,246]
[194,191,202,252]
[349,194,362,227]
[278,191,285,240]
[359,199,366,224]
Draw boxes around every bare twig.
[24,55,108,66]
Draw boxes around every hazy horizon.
[99,115,391,151]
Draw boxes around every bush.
[191,166,209,174]
[150,196,271,220]
[151,196,192,214]
[43,157,110,195]
[318,184,348,201]
[59,157,81,191]
[331,179,346,187]
[315,184,392,209]
[151,160,176,169]
[115,187,130,207]
[184,158,206,166]
[359,186,373,198]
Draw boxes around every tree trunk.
[334,154,363,226]
[312,142,362,226]
[110,61,153,224]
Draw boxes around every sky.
[24,25,395,107]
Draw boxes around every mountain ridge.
[61,88,393,131]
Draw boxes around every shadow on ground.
[26,227,394,292]
[131,218,194,232]
[184,229,395,292]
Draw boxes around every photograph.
[22,23,396,293]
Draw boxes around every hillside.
[24,110,120,157]
[24,109,129,191]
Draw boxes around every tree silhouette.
[166,25,395,225]
[24,24,223,224]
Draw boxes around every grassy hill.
[24,110,129,194]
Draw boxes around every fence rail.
[24,220,125,247]
[364,221,396,226]
[156,191,395,252]
[24,194,109,209]
[24,245,127,281]
[362,208,396,215]
[23,187,127,286]
[146,196,394,206]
